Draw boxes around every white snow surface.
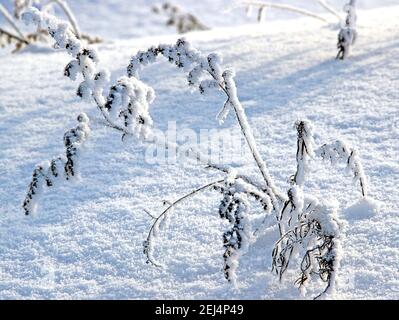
[0,1,398,299]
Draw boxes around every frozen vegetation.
[0,0,398,299]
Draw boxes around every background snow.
[0,0,398,299]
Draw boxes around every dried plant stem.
[315,0,342,22]
[239,1,328,23]
[96,98,267,198]
[144,179,225,266]
[207,70,283,206]
[0,27,29,44]
[93,94,271,199]
[0,4,28,42]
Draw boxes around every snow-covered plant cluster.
[272,119,368,298]
[337,0,357,60]
[23,7,155,141]
[152,2,208,34]
[317,140,367,196]
[236,0,359,60]
[0,0,100,52]
[23,113,90,215]
[214,169,273,285]
[273,195,342,299]
[291,120,315,186]
[22,8,371,299]
[125,41,369,297]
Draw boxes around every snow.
[344,197,380,221]
[0,0,398,299]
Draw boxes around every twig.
[0,27,29,44]
[0,4,28,42]
[315,0,342,22]
[206,69,284,207]
[143,209,157,219]
[144,179,225,266]
[237,1,328,23]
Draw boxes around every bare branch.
[144,179,224,267]
[315,0,342,22]
[0,27,29,45]
[0,4,28,42]
[236,1,328,23]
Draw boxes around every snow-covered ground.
[0,1,398,299]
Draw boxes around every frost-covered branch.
[127,39,283,207]
[271,122,350,299]
[3,1,99,52]
[336,0,357,60]
[291,120,315,186]
[317,140,368,197]
[43,0,81,38]
[23,113,90,215]
[24,8,282,209]
[21,8,371,297]
[145,169,274,283]
[13,0,81,38]
[236,1,328,23]
[21,9,238,206]
[272,196,342,299]
[214,170,266,285]
[23,7,153,143]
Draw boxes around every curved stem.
[0,4,28,42]
[206,70,284,206]
[315,0,342,22]
[144,179,224,267]
[44,0,81,38]
[238,1,328,23]
[0,27,29,44]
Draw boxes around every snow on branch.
[22,8,223,180]
[144,169,273,283]
[336,0,357,60]
[215,170,254,285]
[316,140,368,197]
[291,120,315,186]
[271,121,349,299]
[44,0,81,39]
[272,197,342,299]
[23,8,152,140]
[2,1,100,52]
[23,113,90,215]
[14,0,81,38]
[127,38,283,207]
[21,8,371,298]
